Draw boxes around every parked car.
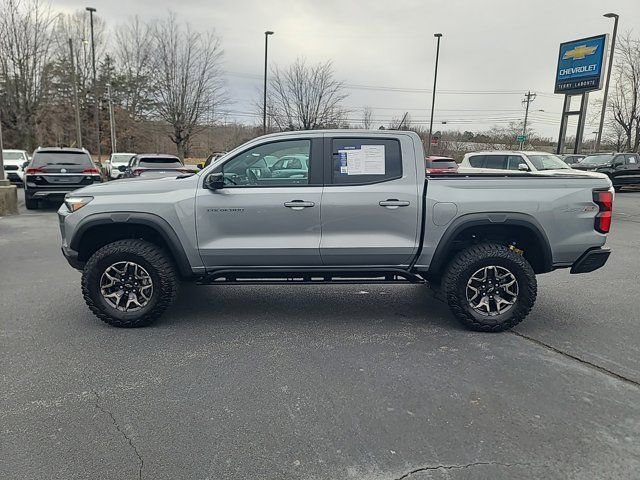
[425,155,458,174]
[24,147,101,210]
[2,149,29,184]
[461,151,572,173]
[122,154,193,179]
[572,153,640,192]
[561,154,586,165]
[59,130,612,332]
[105,152,136,180]
[197,152,228,170]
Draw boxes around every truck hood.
[73,173,199,196]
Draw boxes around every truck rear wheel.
[442,243,537,332]
[81,239,178,328]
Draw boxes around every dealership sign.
[554,34,608,94]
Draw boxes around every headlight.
[64,196,94,212]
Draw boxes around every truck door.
[320,134,421,267]
[195,137,323,268]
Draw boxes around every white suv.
[461,151,572,173]
[105,152,136,180]
[2,149,29,183]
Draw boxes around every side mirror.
[518,163,530,171]
[22,161,29,169]
[204,172,225,190]
[117,165,127,172]
[197,162,205,170]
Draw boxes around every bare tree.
[151,13,226,158]
[362,106,373,129]
[0,0,56,149]
[609,32,640,152]
[267,58,347,130]
[114,16,155,119]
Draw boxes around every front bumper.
[570,248,611,274]
[59,208,84,271]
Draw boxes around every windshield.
[581,154,614,166]
[31,151,92,166]
[527,154,570,170]
[111,154,135,165]
[3,151,26,160]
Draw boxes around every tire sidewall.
[85,249,164,323]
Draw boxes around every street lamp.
[427,33,443,156]
[595,12,619,153]
[86,7,100,160]
[263,30,274,135]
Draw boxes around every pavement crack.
[511,331,640,389]
[395,461,538,479]
[91,389,144,480]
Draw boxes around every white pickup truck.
[58,130,613,332]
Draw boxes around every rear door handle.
[284,200,315,210]
[379,199,410,209]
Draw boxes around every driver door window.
[221,140,311,187]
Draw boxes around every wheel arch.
[428,213,553,277]
[70,212,194,278]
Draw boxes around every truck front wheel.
[81,239,178,327]
[442,243,537,332]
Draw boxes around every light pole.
[0,110,5,183]
[595,12,619,153]
[86,6,100,160]
[263,30,274,135]
[427,33,442,156]
[107,83,116,154]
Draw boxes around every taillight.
[426,168,456,174]
[83,167,101,175]
[26,167,43,174]
[593,190,613,233]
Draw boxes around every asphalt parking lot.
[2,188,640,480]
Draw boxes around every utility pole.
[263,30,274,135]
[69,38,82,148]
[520,91,536,149]
[107,83,116,154]
[595,12,619,152]
[427,33,443,156]
[86,7,100,159]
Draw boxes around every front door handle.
[284,200,315,210]
[379,199,410,209]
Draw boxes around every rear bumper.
[570,248,611,274]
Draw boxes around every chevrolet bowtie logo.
[563,44,598,61]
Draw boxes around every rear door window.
[484,155,507,169]
[330,138,402,185]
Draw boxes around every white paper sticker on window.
[361,145,385,175]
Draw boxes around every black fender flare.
[428,212,553,275]
[69,212,194,278]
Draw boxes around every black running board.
[197,268,426,286]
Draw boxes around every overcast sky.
[56,0,639,138]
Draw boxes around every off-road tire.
[25,194,38,210]
[442,243,537,332]
[81,239,178,327]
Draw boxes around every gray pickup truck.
[58,130,613,332]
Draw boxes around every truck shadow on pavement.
[161,283,461,331]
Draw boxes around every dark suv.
[24,147,102,209]
[572,153,640,192]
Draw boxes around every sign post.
[554,34,608,154]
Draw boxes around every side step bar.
[197,269,427,286]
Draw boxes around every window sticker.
[337,145,386,175]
